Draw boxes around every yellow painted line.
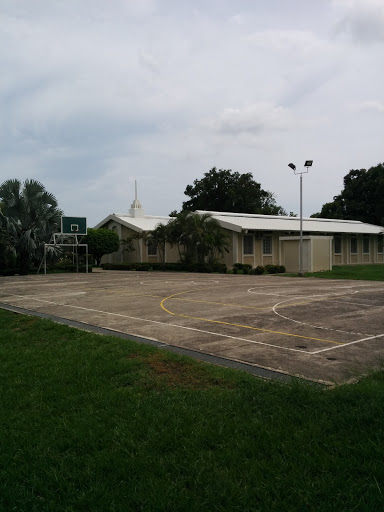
[170,297,272,310]
[160,290,343,345]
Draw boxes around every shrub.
[233,263,252,274]
[251,265,265,275]
[212,263,227,274]
[0,268,17,276]
[100,262,227,274]
[51,263,89,273]
[264,264,286,274]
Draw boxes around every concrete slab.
[1,271,384,384]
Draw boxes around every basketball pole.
[38,217,88,275]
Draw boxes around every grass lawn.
[1,309,384,511]
[302,264,384,280]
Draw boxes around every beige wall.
[281,240,299,273]
[99,220,383,270]
[312,238,332,272]
[331,234,384,266]
[280,236,332,272]
[236,232,283,267]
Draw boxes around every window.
[378,235,384,254]
[243,234,253,255]
[334,237,342,255]
[147,239,157,256]
[363,237,370,254]
[263,236,272,255]
[350,237,357,254]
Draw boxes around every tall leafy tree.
[0,202,12,269]
[0,179,63,274]
[166,211,230,264]
[311,163,384,226]
[0,226,13,270]
[182,167,286,215]
[166,210,191,261]
[147,224,169,263]
[84,228,120,266]
[121,232,144,262]
[189,212,230,265]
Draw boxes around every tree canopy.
[84,228,120,266]
[311,163,384,226]
[0,179,63,274]
[149,211,230,265]
[182,167,286,215]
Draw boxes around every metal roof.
[94,214,170,232]
[196,211,384,235]
[95,210,383,235]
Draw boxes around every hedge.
[100,262,228,274]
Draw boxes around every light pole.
[288,160,313,276]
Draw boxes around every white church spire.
[129,180,145,217]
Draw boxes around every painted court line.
[330,300,384,308]
[311,334,384,354]
[2,294,307,354]
[272,297,371,337]
[160,291,343,345]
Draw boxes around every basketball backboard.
[61,216,87,235]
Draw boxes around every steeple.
[129,180,145,217]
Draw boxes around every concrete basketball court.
[1,271,384,385]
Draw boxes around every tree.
[147,224,169,263]
[189,212,230,265]
[0,226,14,270]
[120,235,136,259]
[166,211,230,264]
[84,228,120,266]
[121,232,144,262]
[182,167,287,215]
[0,202,12,269]
[166,210,191,261]
[311,163,384,226]
[0,179,63,274]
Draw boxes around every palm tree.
[120,235,135,260]
[147,223,170,263]
[132,231,144,262]
[167,211,230,265]
[205,224,230,265]
[186,212,230,264]
[0,179,63,274]
[166,210,194,263]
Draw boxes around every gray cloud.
[332,0,384,43]
[0,1,383,225]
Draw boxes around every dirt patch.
[12,317,39,332]
[143,352,233,390]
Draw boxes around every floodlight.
[287,159,313,276]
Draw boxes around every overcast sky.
[1,0,383,226]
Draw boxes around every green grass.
[301,264,384,280]
[1,309,384,511]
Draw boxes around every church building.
[95,185,384,273]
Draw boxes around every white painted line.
[311,334,384,354]
[272,297,368,337]
[2,294,308,354]
[247,288,292,297]
[139,280,221,286]
[330,300,384,308]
